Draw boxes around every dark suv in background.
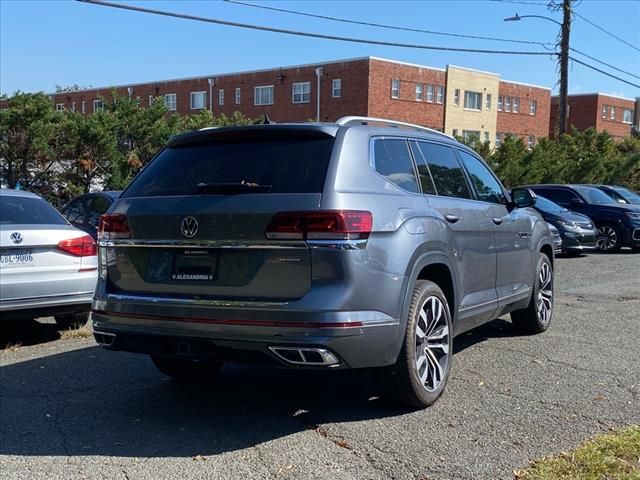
[93,117,554,408]
[524,184,640,252]
[61,191,121,239]
[594,185,640,206]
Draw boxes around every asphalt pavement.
[1,251,639,480]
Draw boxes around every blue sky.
[1,0,639,98]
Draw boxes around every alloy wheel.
[596,225,618,251]
[536,262,553,326]
[414,296,450,392]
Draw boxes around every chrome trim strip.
[99,239,308,249]
[105,292,289,308]
[306,239,367,250]
[458,288,530,312]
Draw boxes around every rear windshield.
[0,196,68,225]
[573,186,617,205]
[123,135,336,197]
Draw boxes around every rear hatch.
[102,126,338,301]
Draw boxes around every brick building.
[19,56,552,147]
[549,93,637,139]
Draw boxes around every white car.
[0,189,98,328]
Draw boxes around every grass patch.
[515,426,640,480]
[60,325,93,340]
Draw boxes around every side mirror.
[510,188,537,209]
[569,198,584,208]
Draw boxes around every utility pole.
[558,0,571,136]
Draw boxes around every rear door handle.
[444,214,460,223]
[492,217,503,225]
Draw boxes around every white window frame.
[93,99,103,112]
[610,106,615,120]
[331,79,341,98]
[56,103,65,112]
[148,95,154,107]
[504,96,511,112]
[529,99,537,115]
[462,130,481,141]
[498,95,503,111]
[71,101,76,112]
[219,89,225,106]
[292,82,311,104]
[235,87,241,105]
[512,97,520,113]
[426,84,434,103]
[485,93,492,111]
[436,86,444,104]
[164,93,177,111]
[454,89,460,106]
[602,105,607,118]
[495,133,502,147]
[81,101,86,114]
[463,91,482,111]
[484,131,490,142]
[527,135,535,149]
[623,108,632,124]
[391,79,400,99]
[190,91,206,110]
[415,83,423,101]
[254,85,274,106]
[452,128,459,137]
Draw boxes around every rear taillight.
[98,213,130,240]
[57,235,97,257]
[266,211,373,240]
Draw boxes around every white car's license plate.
[0,248,34,267]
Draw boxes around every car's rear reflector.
[57,235,97,257]
[98,213,131,240]
[265,210,373,240]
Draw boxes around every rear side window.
[457,150,506,204]
[87,196,112,228]
[533,188,577,206]
[373,138,419,193]
[0,196,67,225]
[63,197,88,224]
[413,142,472,199]
[124,134,335,197]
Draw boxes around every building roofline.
[446,64,500,77]
[500,79,551,90]
[551,92,636,101]
[368,56,446,72]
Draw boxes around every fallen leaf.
[192,454,206,461]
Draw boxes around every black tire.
[380,280,453,408]
[151,355,223,382]
[511,252,553,334]
[54,312,90,330]
[596,223,622,252]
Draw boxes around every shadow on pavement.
[0,319,61,350]
[1,318,521,459]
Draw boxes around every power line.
[569,57,640,89]
[225,0,553,48]
[570,48,640,80]
[77,0,553,56]
[573,11,640,53]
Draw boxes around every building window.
[148,95,154,107]
[235,87,241,105]
[505,96,511,112]
[391,79,400,99]
[602,105,607,118]
[165,93,177,111]
[254,85,274,105]
[528,135,535,149]
[415,83,423,101]
[485,94,492,110]
[462,130,481,141]
[292,82,311,103]
[426,84,434,103]
[529,99,537,115]
[217,89,224,106]
[71,102,76,112]
[452,129,459,137]
[463,91,482,111]
[332,79,341,98]
[484,131,490,142]
[454,89,460,106]
[93,99,103,112]
[81,101,86,114]
[610,106,616,120]
[436,86,445,104]
[623,108,632,124]
[513,97,520,113]
[495,133,502,147]
[190,91,206,110]
[498,95,503,111]
[56,103,65,112]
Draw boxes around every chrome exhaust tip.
[268,346,340,366]
[94,330,116,347]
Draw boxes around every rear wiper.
[196,182,272,194]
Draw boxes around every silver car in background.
[0,189,98,329]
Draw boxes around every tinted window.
[87,196,112,228]
[408,141,436,195]
[532,188,578,206]
[414,142,472,199]
[373,139,419,193]
[573,186,617,205]
[613,187,640,204]
[535,196,567,213]
[124,134,335,197]
[63,198,88,224]
[457,150,506,204]
[0,196,67,225]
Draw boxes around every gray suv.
[93,117,554,407]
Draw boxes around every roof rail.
[335,116,456,141]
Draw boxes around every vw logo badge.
[180,217,199,238]
[10,232,23,244]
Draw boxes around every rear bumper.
[91,305,400,369]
